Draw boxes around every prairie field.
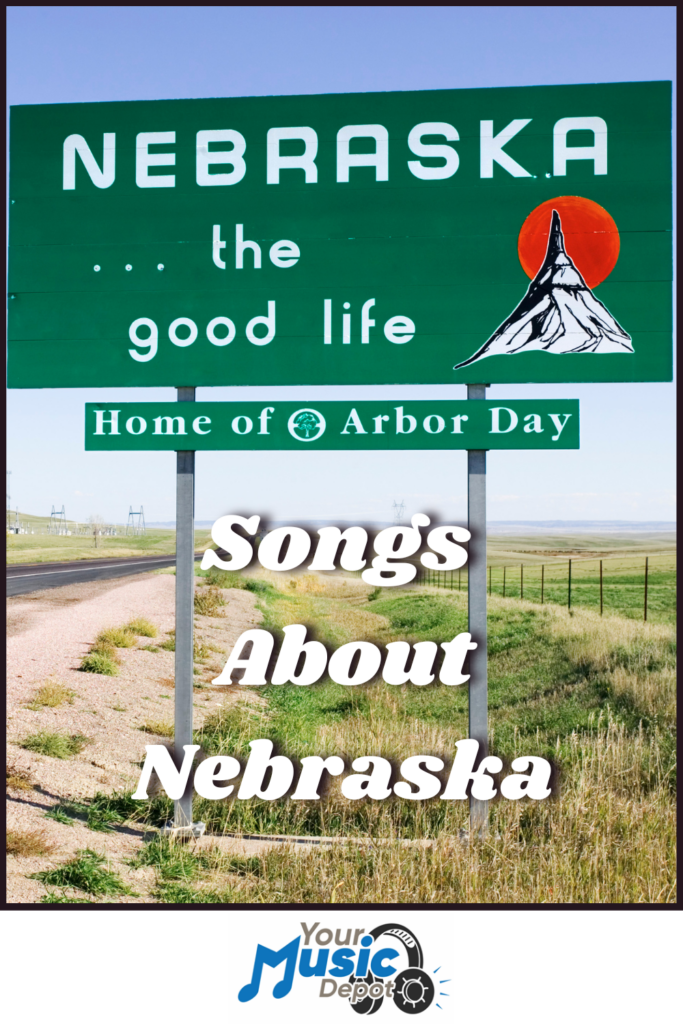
[56,565,674,905]
[6,526,211,564]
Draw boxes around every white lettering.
[441,739,503,800]
[490,406,519,433]
[136,131,175,188]
[128,318,158,362]
[194,755,241,799]
[407,122,459,179]
[267,127,318,183]
[393,756,444,799]
[384,316,415,344]
[197,129,246,186]
[94,409,120,435]
[246,301,275,345]
[341,756,392,800]
[63,133,115,189]
[132,744,199,799]
[238,739,294,800]
[212,628,273,686]
[480,119,532,178]
[201,514,259,572]
[341,408,368,435]
[236,223,262,269]
[193,416,211,435]
[337,125,389,182]
[548,413,571,440]
[554,117,607,176]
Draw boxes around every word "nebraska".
[212,625,476,687]
[201,513,468,586]
[133,739,552,803]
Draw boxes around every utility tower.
[49,505,67,535]
[126,506,146,536]
[392,499,406,526]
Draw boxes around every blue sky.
[7,6,675,525]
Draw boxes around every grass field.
[417,554,676,625]
[6,527,211,564]
[75,566,676,904]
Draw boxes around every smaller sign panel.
[85,399,579,450]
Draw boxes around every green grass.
[416,554,676,625]
[32,849,134,897]
[196,565,274,594]
[20,731,90,759]
[79,650,119,675]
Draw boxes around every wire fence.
[412,553,676,623]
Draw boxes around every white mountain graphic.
[455,209,633,369]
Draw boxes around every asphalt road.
[6,553,202,597]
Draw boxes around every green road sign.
[85,399,579,450]
[11,82,671,388]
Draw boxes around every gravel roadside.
[6,571,261,904]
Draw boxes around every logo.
[288,407,326,442]
[455,197,633,368]
[238,921,448,1014]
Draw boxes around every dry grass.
[26,682,76,710]
[97,626,138,649]
[195,586,227,617]
[126,617,158,638]
[7,759,34,791]
[139,719,174,738]
[7,829,55,858]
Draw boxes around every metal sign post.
[171,386,202,835]
[467,383,488,836]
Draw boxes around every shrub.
[195,586,226,616]
[126,618,158,638]
[20,731,90,759]
[32,849,133,896]
[7,829,54,857]
[26,682,76,710]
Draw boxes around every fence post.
[520,563,524,600]
[489,565,492,595]
[644,557,649,622]
[541,564,544,604]
[503,566,506,597]
[600,560,603,616]
[568,558,572,610]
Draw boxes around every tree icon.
[293,411,321,438]
[287,407,326,442]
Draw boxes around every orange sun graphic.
[518,196,620,289]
